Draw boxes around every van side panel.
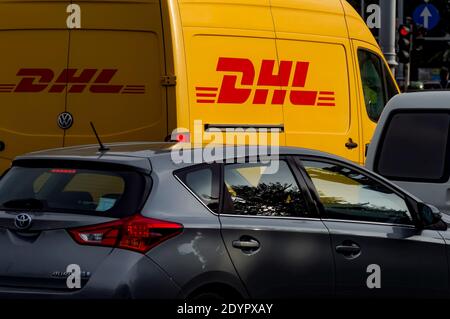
[64,0,168,146]
[270,0,348,38]
[343,1,400,163]
[271,2,360,163]
[340,0,379,49]
[276,37,359,163]
[184,31,285,131]
[178,0,274,31]
[0,1,70,173]
[179,1,286,145]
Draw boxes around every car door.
[298,157,449,297]
[218,157,334,298]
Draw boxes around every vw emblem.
[14,213,32,230]
[57,112,74,130]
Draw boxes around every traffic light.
[398,24,412,63]
[413,24,427,52]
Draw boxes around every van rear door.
[0,0,69,167]
[64,0,168,146]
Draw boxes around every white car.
[366,91,450,215]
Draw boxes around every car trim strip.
[321,218,416,228]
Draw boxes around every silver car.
[0,142,448,298]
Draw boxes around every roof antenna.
[90,122,110,152]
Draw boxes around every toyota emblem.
[57,112,74,130]
[14,213,32,230]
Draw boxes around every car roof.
[385,91,450,112]
[13,142,175,172]
[15,142,350,170]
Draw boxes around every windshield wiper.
[1,198,46,210]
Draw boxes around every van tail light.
[68,215,183,254]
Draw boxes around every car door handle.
[335,242,361,258]
[345,138,358,150]
[232,239,260,249]
[232,238,260,250]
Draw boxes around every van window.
[385,64,398,101]
[358,50,397,121]
[376,112,450,181]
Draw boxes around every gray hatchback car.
[0,142,449,298]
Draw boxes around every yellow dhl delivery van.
[0,0,398,172]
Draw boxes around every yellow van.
[0,0,398,172]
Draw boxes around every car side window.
[358,49,398,122]
[222,160,311,217]
[302,160,413,225]
[176,166,220,213]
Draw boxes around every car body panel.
[0,248,181,298]
[324,220,448,297]
[219,215,334,298]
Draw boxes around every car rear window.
[376,112,450,182]
[0,163,150,217]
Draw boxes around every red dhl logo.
[0,68,145,94]
[196,57,335,106]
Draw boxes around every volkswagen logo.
[57,112,74,130]
[14,213,32,230]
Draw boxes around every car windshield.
[0,164,149,217]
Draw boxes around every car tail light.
[68,215,183,253]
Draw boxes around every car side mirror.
[417,202,446,230]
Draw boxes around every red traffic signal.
[399,25,411,37]
[398,24,412,64]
